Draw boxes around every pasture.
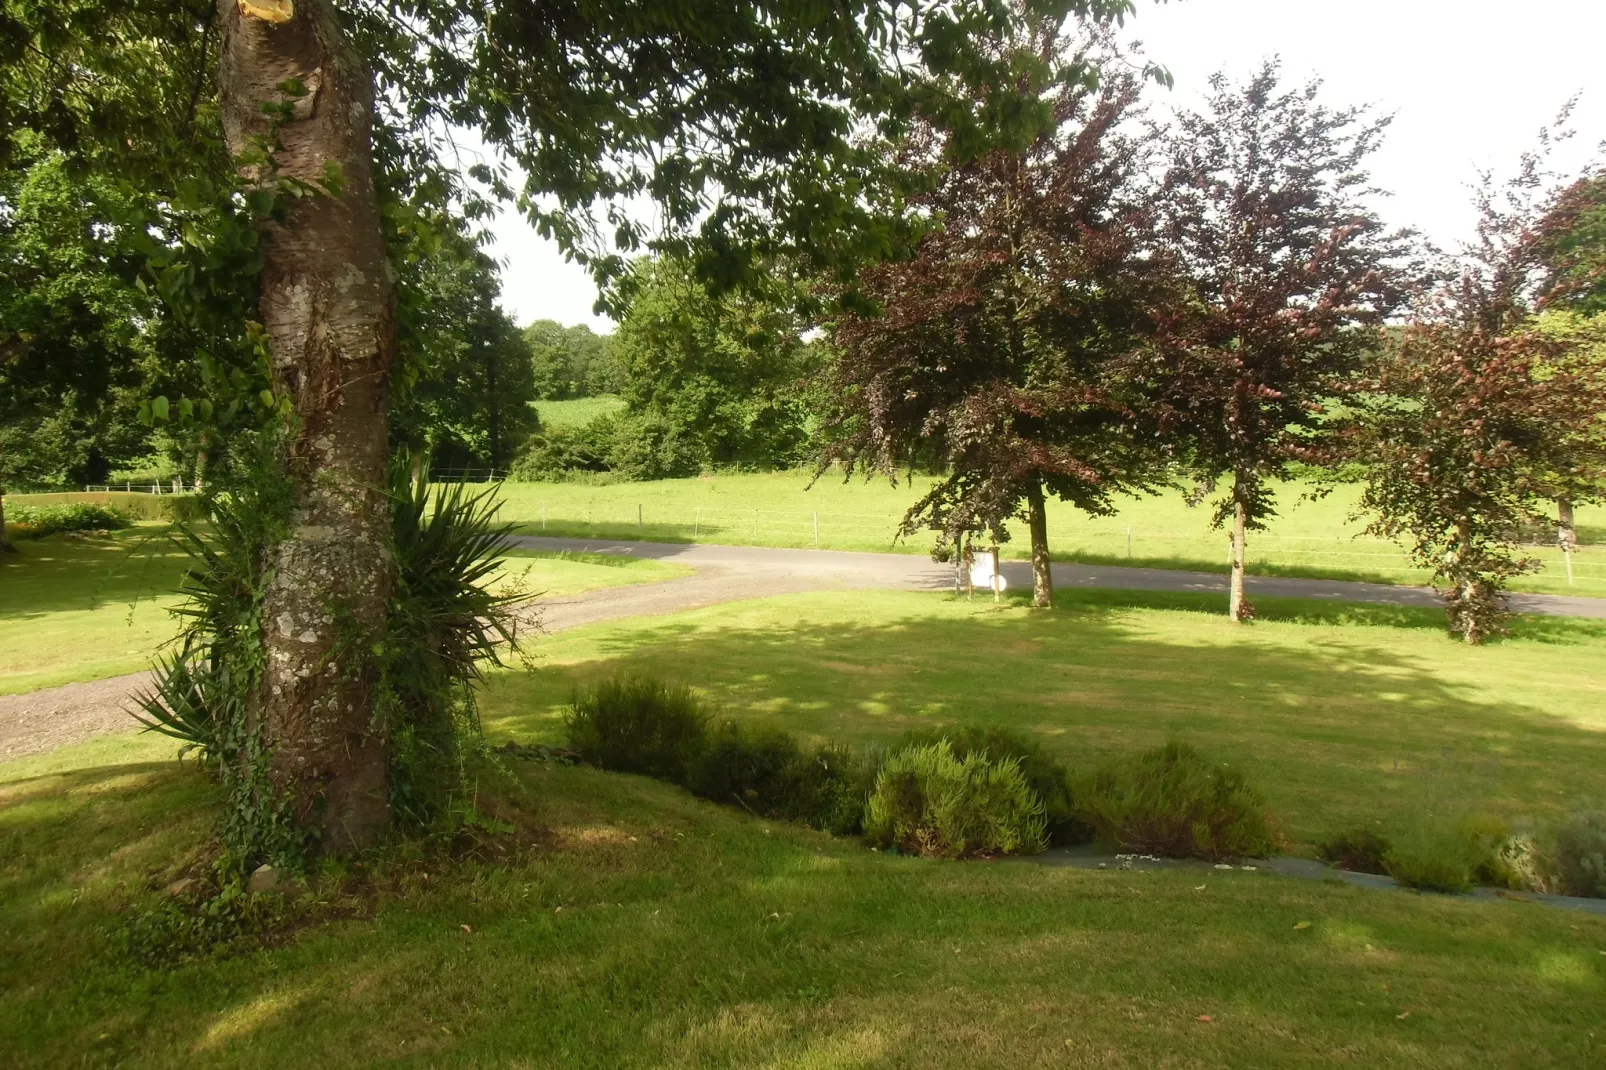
[493,471,1606,596]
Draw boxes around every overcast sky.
[483,0,1606,333]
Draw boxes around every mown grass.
[481,588,1606,846]
[531,394,627,430]
[0,734,1602,1068]
[493,470,1606,596]
[0,533,686,696]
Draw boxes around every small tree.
[826,33,1170,607]
[1351,135,1606,642]
[1353,313,1603,643]
[1148,62,1412,620]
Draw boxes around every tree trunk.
[220,0,396,854]
[409,448,427,490]
[194,431,210,494]
[1026,477,1052,608]
[0,485,15,554]
[1228,486,1250,622]
[1557,497,1577,553]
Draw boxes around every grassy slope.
[0,736,1602,1068]
[532,394,627,429]
[494,471,1606,596]
[0,534,686,696]
[482,589,1606,845]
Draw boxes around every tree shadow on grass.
[1044,587,1606,645]
[0,530,190,623]
[485,589,1606,839]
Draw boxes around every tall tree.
[825,34,1170,607]
[612,255,813,477]
[391,214,537,478]
[12,0,1156,855]
[1149,62,1411,621]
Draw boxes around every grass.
[492,470,1606,596]
[0,736,1602,1068]
[532,394,627,430]
[481,588,1606,846]
[0,533,687,696]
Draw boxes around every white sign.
[968,548,1007,593]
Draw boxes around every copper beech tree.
[1352,145,1606,643]
[1143,62,1412,621]
[825,34,1172,608]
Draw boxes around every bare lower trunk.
[1026,478,1052,608]
[1557,497,1577,553]
[220,0,396,853]
[194,431,210,494]
[1226,485,1252,616]
[0,485,14,553]
[1228,492,1249,622]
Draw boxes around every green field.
[480,588,1606,846]
[0,532,686,696]
[493,471,1606,596]
[532,394,627,430]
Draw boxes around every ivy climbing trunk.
[1026,477,1053,608]
[220,0,396,854]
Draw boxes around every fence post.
[813,511,819,547]
[1565,545,1575,586]
[694,506,700,538]
[637,503,643,530]
[1125,525,1132,559]
[541,502,546,531]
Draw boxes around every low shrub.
[1074,742,1276,861]
[565,677,708,782]
[1383,829,1478,893]
[686,722,871,834]
[888,725,1087,844]
[863,741,1048,859]
[1483,833,1551,893]
[7,501,130,538]
[1317,826,1392,875]
[1554,810,1606,899]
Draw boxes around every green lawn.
[492,471,1606,597]
[0,533,686,696]
[1,731,1602,1067]
[532,394,627,429]
[481,588,1606,846]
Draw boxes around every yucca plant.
[382,460,529,826]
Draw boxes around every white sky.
[484,0,1606,333]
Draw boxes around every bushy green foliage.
[1553,810,1606,898]
[1317,826,1392,875]
[511,415,620,481]
[863,741,1048,859]
[6,502,129,537]
[565,677,710,783]
[686,723,870,835]
[1074,743,1276,861]
[888,724,1085,844]
[1383,829,1479,894]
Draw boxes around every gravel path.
[5,537,1602,762]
